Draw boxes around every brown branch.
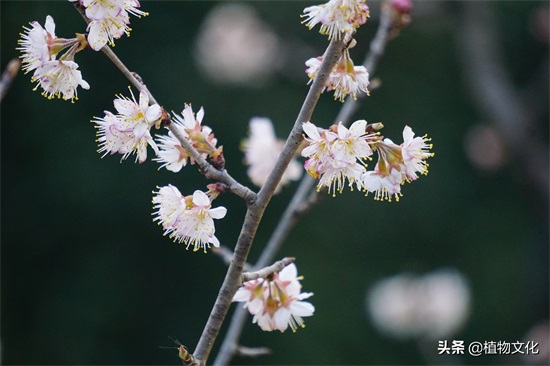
[213,4,397,365]
[241,257,295,283]
[191,37,347,366]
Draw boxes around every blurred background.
[1,1,548,365]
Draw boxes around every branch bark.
[213,4,396,364]
[192,37,347,365]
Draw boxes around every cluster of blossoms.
[302,0,370,40]
[233,263,315,332]
[92,91,228,251]
[302,120,433,201]
[94,89,162,163]
[302,0,371,102]
[70,0,147,50]
[17,1,147,101]
[241,117,302,192]
[154,104,222,172]
[152,185,227,252]
[17,15,89,101]
[306,46,370,102]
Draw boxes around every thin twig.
[458,1,549,203]
[234,346,271,358]
[213,4,396,365]
[242,257,295,283]
[211,246,252,272]
[74,2,256,203]
[0,58,21,102]
[191,37,347,366]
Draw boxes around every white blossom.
[242,117,302,191]
[152,187,227,252]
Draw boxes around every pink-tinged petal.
[349,119,367,137]
[256,313,273,331]
[233,287,251,302]
[79,78,90,90]
[302,121,321,140]
[114,98,137,116]
[362,171,381,192]
[337,122,349,140]
[192,190,210,207]
[182,105,196,129]
[301,145,317,158]
[139,90,149,110]
[196,107,205,125]
[86,21,108,51]
[289,300,315,317]
[145,104,161,122]
[402,125,414,143]
[210,235,220,248]
[133,122,148,138]
[297,292,314,300]
[208,206,227,220]
[147,137,159,155]
[273,308,291,331]
[45,15,56,36]
[248,297,264,315]
[279,263,297,281]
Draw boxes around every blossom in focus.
[302,0,370,40]
[233,263,315,332]
[305,48,370,102]
[18,15,90,101]
[302,120,376,195]
[241,117,302,191]
[154,104,218,172]
[93,89,162,163]
[367,269,471,340]
[400,126,433,181]
[17,15,56,74]
[75,0,148,50]
[32,59,90,102]
[362,126,433,201]
[152,186,227,252]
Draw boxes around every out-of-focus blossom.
[194,3,281,86]
[464,124,506,172]
[367,269,471,340]
[242,117,302,192]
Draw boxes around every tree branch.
[242,257,295,283]
[191,37,346,366]
[74,2,256,204]
[213,4,396,365]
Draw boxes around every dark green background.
[1,1,548,365]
